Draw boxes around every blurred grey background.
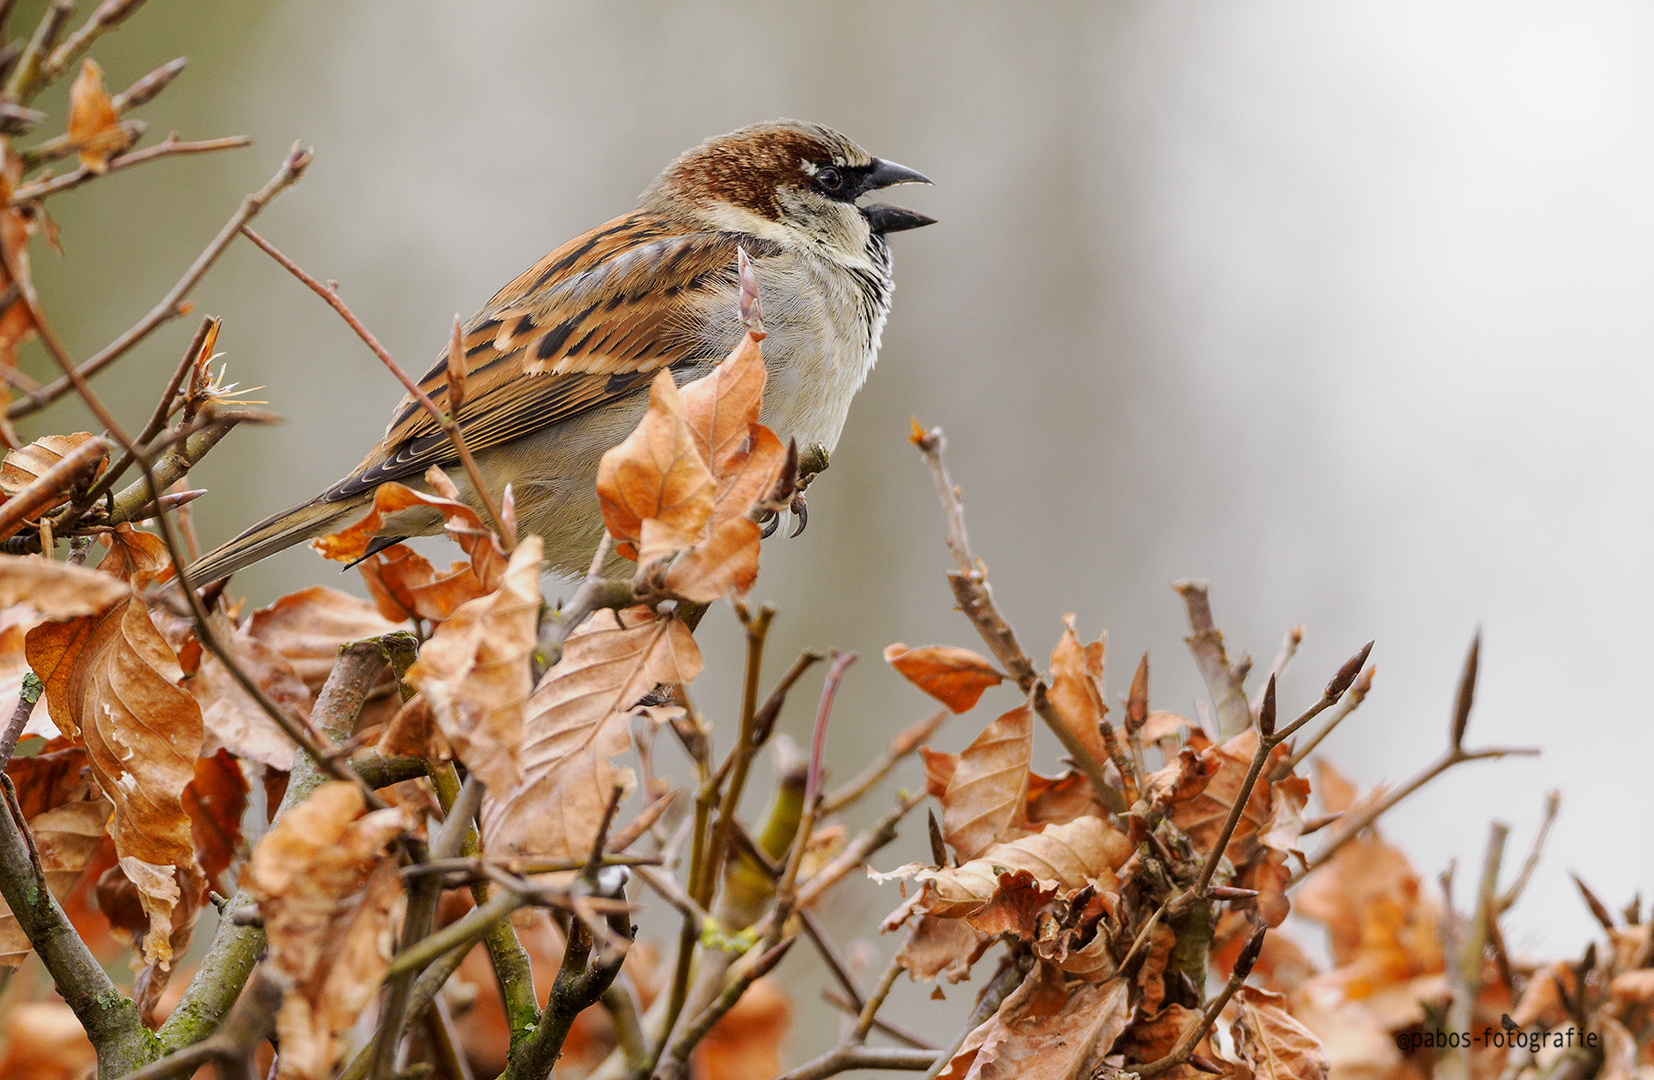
[15,0,1653,1065]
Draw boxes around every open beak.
[862,157,935,234]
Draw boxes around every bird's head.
[641,120,935,261]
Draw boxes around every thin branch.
[41,0,149,83]
[7,141,306,420]
[920,954,1027,1080]
[11,134,253,202]
[1298,633,1538,878]
[0,673,40,770]
[910,424,1112,798]
[3,0,73,104]
[1253,624,1304,715]
[1497,789,1560,914]
[1138,924,1266,1078]
[1174,580,1254,739]
[654,936,796,1080]
[779,1046,938,1080]
[0,774,150,1072]
[239,223,511,542]
[702,603,777,907]
[0,432,108,538]
[110,968,285,1080]
[1279,664,1375,777]
[820,989,935,1051]
[1440,824,1507,1080]
[821,707,947,815]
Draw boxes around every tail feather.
[186,497,362,583]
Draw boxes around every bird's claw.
[787,494,808,538]
[758,509,781,539]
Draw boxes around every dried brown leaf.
[405,535,542,792]
[248,782,411,1080]
[898,913,994,984]
[0,555,128,616]
[1231,986,1330,1080]
[658,514,760,602]
[597,370,715,563]
[484,606,702,858]
[1170,728,1289,867]
[25,588,204,965]
[312,467,506,591]
[943,965,1130,1080]
[885,643,1005,714]
[942,703,1033,861]
[0,433,109,535]
[68,60,125,174]
[244,586,407,694]
[1046,615,1111,770]
[358,543,484,624]
[187,610,311,770]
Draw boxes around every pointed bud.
[1190,1055,1225,1075]
[1126,652,1149,732]
[1450,631,1479,750]
[446,314,467,412]
[1257,674,1276,738]
[500,482,518,547]
[1207,886,1260,901]
[1234,922,1267,980]
[1325,640,1376,701]
[928,809,948,868]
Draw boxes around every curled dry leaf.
[358,543,483,623]
[0,555,128,616]
[1045,614,1112,770]
[312,466,506,592]
[876,815,1131,922]
[1231,986,1331,1080]
[68,60,128,174]
[0,745,112,968]
[597,370,715,564]
[25,583,204,966]
[484,605,702,859]
[404,535,543,793]
[1170,728,1289,867]
[942,965,1131,1080]
[884,643,1006,714]
[248,782,412,1080]
[245,586,407,694]
[656,514,761,602]
[942,703,1033,862]
[678,321,787,526]
[899,913,994,984]
[0,433,109,535]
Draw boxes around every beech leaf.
[941,703,1033,861]
[0,555,127,617]
[884,643,1005,713]
[1231,986,1330,1080]
[596,370,715,563]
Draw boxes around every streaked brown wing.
[326,214,779,501]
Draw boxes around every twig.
[3,0,73,104]
[1171,641,1373,908]
[403,852,663,883]
[910,424,1112,799]
[1440,824,1507,1080]
[655,936,797,1080]
[1253,625,1304,716]
[766,651,856,950]
[821,707,947,815]
[634,864,711,925]
[0,673,40,770]
[702,603,777,907]
[778,1047,939,1080]
[0,432,108,538]
[239,223,511,542]
[11,134,253,202]
[1279,664,1375,777]
[7,141,306,420]
[800,909,865,1014]
[1497,789,1560,914]
[1138,924,1266,1077]
[852,948,905,1043]
[1299,633,1538,878]
[110,968,285,1080]
[820,989,935,1051]
[1174,580,1254,738]
[41,0,149,82]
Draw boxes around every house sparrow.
[188,120,932,582]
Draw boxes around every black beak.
[865,158,932,190]
[862,204,937,234]
[861,158,934,233]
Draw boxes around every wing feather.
[326,215,778,502]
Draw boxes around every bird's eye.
[816,166,843,192]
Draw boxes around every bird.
[187,120,933,583]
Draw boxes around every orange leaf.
[1046,614,1111,770]
[884,643,1004,713]
[247,783,412,1080]
[940,966,1130,1080]
[311,468,506,591]
[244,586,406,695]
[68,60,125,174]
[358,543,484,624]
[186,609,312,770]
[658,514,761,602]
[897,913,993,984]
[0,745,111,968]
[0,433,109,535]
[25,590,203,966]
[596,370,714,562]
[484,605,702,859]
[680,327,765,482]
[405,536,542,793]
